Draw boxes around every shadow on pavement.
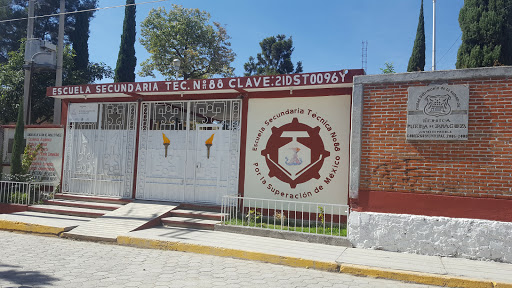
[0,263,58,287]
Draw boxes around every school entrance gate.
[62,102,137,198]
[61,100,241,205]
[50,69,361,206]
[135,100,241,204]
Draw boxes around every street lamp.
[172,59,181,80]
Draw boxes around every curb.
[214,224,352,247]
[0,219,65,236]
[339,264,512,288]
[116,236,340,272]
[2,225,511,288]
[117,235,512,288]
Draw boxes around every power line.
[436,33,462,66]
[0,0,168,24]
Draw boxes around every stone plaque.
[407,85,469,140]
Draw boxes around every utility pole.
[22,0,35,124]
[53,0,64,125]
[432,0,436,71]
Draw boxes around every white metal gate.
[136,100,241,204]
[62,103,137,198]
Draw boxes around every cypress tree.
[71,8,92,72]
[10,99,24,176]
[457,0,512,68]
[114,0,137,82]
[407,0,425,72]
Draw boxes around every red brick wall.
[360,77,512,199]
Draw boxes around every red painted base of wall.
[0,203,28,214]
[351,190,512,222]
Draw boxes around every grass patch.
[224,217,347,237]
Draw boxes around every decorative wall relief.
[205,134,214,159]
[162,133,170,158]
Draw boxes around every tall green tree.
[70,7,93,72]
[244,35,303,76]
[114,0,137,83]
[10,98,24,176]
[407,0,425,72]
[457,0,512,68]
[139,4,236,80]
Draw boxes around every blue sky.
[89,0,465,83]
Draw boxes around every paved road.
[0,231,441,288]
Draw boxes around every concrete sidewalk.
[1,212,511,288]
[119,226,512,288]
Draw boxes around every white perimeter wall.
[348,211,512,263]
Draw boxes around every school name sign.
[47,70,359,97]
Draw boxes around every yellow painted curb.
[0,219,65,235]
[339,263,511,288]
[117,236,339,272]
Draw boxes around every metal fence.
[0,181,57,205]
[221,195,349,237]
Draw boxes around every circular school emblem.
[261,118,330,188]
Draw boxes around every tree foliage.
[70,7,93,72]
[408,0,426,72]
[380,62,396,74]
[244,35,303,76]
[457,0,512,68]
[0,42,112,124]
[114,0,137,83]
[139,4,236,80]
[22,143,43,175]
[0,0,98,64]
[10,98,24,176]
[0,0,108,124]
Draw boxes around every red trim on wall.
[353,190,512,222]
[1,124,64,129]
[47,70,364,98]
[249,87,352,99]
[63,93,242,104]
[131,101,142,199]
[0,203,28,214]
[59,100,69,193]
[237,96,249,197]
[61,100,69,126]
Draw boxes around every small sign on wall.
[68,103,98,122]
[25,128,64,182]
[1,127,63,182]
[407,85,469,140]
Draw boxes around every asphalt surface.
[0,231,442,288]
